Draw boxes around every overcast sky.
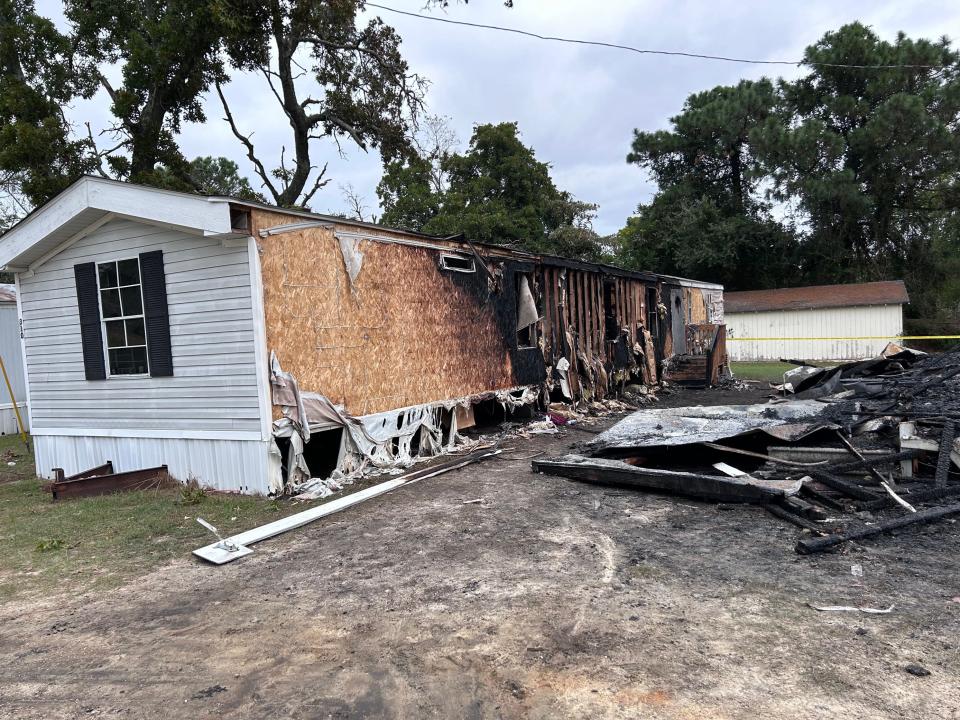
[38,0,960,234]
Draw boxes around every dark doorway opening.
[302,427,344,480]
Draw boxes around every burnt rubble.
[533,345,960,554]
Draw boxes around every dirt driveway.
[1,400,958,719]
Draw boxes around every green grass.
[729,361,799,383]
[0,434,328,602]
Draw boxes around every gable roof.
[725,281,909,313]
[0,176,237,272]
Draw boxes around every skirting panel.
[33,434,271,495]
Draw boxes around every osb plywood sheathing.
[256,220,516,416]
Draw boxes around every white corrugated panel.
[726,305,903,361]
[33,435,271,494]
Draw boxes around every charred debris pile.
[533,345,960,554]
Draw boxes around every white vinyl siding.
[726,304,904,362]
[18,218,261,432]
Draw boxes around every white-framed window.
[96,258,149,376]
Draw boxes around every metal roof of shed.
[725,281,909,313]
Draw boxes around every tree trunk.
[729,141,745,214]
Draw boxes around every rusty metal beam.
[45,465,170,501]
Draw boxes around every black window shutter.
[74,263,107,380]
[139,250,174,377]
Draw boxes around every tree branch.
[215,79,280,202]
[301,162,330,206]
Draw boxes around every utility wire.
[366,2,947,70]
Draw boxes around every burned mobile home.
[0,176,725,494]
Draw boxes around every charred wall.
[250,207,720,414]
[252,210,518,416]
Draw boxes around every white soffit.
[0,176,235,270]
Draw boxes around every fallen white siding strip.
[193,449,501,565]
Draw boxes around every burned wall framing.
[248,206,723,416]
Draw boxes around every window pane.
[118,258,140,286]
[105,319,126,348]
[125,318,146,346]
[120,286,143,316]
[100,289,122,318]
[109,346,149,375]
[98,262,118,289]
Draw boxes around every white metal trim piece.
[333,230,465,255]
[248,236,272,441]
[258,221,333,237]
[194,450,501,564]
[30,427,263,441]
[26,213,117,274]
[194,476,411,563]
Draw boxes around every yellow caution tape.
[726,335,960,342]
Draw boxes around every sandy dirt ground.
[1,389,959,719]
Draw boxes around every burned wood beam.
[798,483,847,511]
[764,503,827,535]
[935,420,955,487]
[533,455,801,504]
[809,470,880,501]
[796,502,960,554]
[823,449,919,475]
[782,495,828,521]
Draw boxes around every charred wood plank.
[810,470,880,501]
[798,483,848,511]
[824,450,919,475]
[782,495,828,521]
[764,503,827,535]
[796,502,960,554]
[533,455,799,504]
[935,420,955,487]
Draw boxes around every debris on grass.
[177,480,207,506]
[808,604,895,614]
[35,538,65,552]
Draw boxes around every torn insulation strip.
[269,352,540,495]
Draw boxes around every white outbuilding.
[0,284,29,434]
[725,280,909,362]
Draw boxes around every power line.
[366,2,946,70]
